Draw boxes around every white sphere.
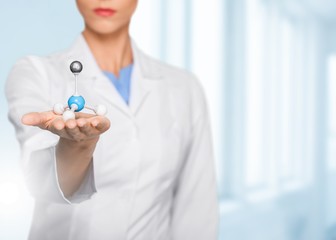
[62,110,75,121]
[53,103,65,115]
[70,104,78,111]
[94,105,107,116]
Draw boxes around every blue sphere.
[68,95,85,112]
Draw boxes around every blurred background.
[1,0,336,239]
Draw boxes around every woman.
[5,0,219,239]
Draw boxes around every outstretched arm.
[21,111,110,198]
[5,56,109,204]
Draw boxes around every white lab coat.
[5,35,219,240]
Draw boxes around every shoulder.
[140,51,204,96]
[152,54,205,93]
[141,52,208,122]
[9,55,46,73]
[8,49,66,78]
[7,47,72,84]
[6,55,48,91]
[5,49,70,100]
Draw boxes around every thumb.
[21,112,42,126]
[21,112,53,127]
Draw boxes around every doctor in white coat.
[5,0,219,239]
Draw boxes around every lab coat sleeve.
[170,76,220,240]
[5,57,97,204]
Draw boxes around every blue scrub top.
[103,64,133,105]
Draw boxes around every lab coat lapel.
[94,72,133,119]
[129,39,163,117]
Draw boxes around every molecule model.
[53,61,107,121]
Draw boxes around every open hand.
[21,111,110,142]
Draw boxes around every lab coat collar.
[65,34,163,118]
[67,34,163,80]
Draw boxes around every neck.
[82,25,133,77]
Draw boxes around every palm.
[22,111,110,142]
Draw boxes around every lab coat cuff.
[52,146,97,204]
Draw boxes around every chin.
[88,21,129,36]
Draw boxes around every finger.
[90,117,110,133]
[77,118,95,136]
[77,118,87,128]
[52,117,66,131]
[21,111,55,128]
[64,119,83,140]
[48,117,69,138]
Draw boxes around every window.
[223,0,311,200]
[245,0,266,189]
